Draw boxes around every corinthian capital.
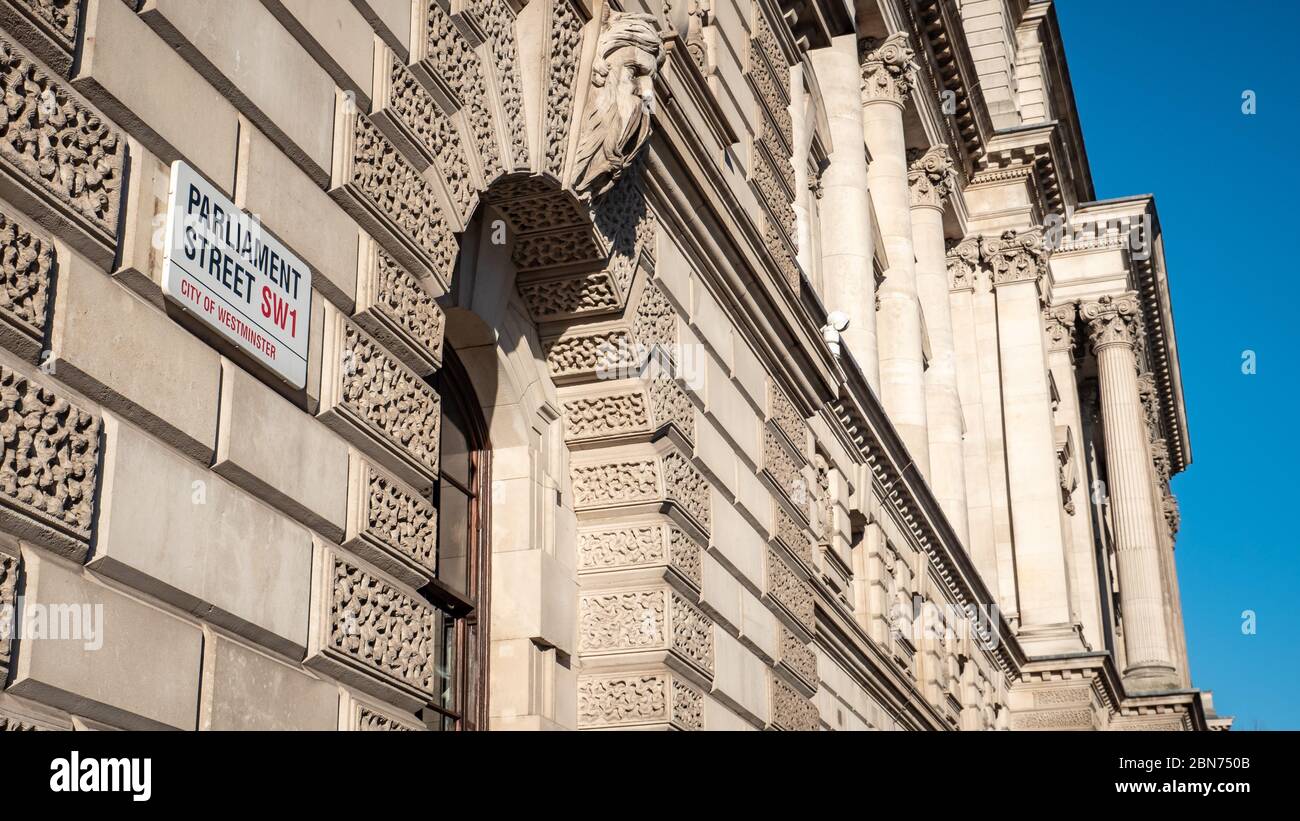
[859,33,916,106]
[946,236,979,291]
[1044,303,1078,353]
[1080,292,1143,350]
[981,229,1048,286]
[908,146,955,208]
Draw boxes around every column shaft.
[1085,294,1176,686]
[810,35,877,385]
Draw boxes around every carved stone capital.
[982,229,1049,286]
[859,33,916,106]
[1044,303,1078,353]
[1163,491,1181,537]
[907,145,955,208]
[945,237,980,291]
[1081,292,1143,350]
[572,11,666,199]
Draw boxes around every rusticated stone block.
[139,0,336,184]
[0,203,53,358]
[776,624,817,692]
[1,29,124,268]
[215,358,348,541]
[329,98,459,288]
[570,444,711,535]
[318,304,441,492]
[50,249,221,463]
[577,520,702,591]
[199,631,338,731]
[93,413,314,657]
[577,670,703,730]
[561,376,694,446]
[0,0,79,74]
[343,451,437,589]
[352,234,445,376]
[9,547,203,730]
[768,669,819,731]
[339,689,424,731]
[765,546,815,634]
[762,427,809,522]
[306,542,441,713]
[578,584,714,679]
[0,365,99,560]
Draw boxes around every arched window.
[425,348,489,730]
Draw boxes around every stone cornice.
[1081,292,1143,351]
[906,0,994,174]
[907,145,955,209]
[859,32,917,107]
[828,348,1024,680]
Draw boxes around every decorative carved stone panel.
[776,624,817,692]
[0,1,79,74]
[543,0,585,180]
[352,235,446,377]
[0,365,99,559]
[319,310,441,493]
[372,48,478,226]
[577,670,703,730]
[561,377,693,445]
[0,550,16,667]
[343,453,438,589]
[464,0,529,171]
[571,447,711,535]
[767,383,805,456]
[415,0,503,183]
[340,691,425,731]
[765,546,814,633]
[773,502,812,568]
[769,669,819,731]
[0,205,53,356]
[578,584,714,677]
[763,428,809,522]
[545,328,635,381]
[0,34,123,261]
[306,544,440,713]
[330,103,459,288]
[1010,707,1097,730]
[577,520,702,591]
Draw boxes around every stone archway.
[310,0,699,729]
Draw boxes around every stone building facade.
[0,0,1226,731]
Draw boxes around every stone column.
[947,239,999,589]
[860,33,929,475]
[810,35,877,386]
[1083,294,1177,688]
[909,146,968,545]
[1044,303,1105,652]
[984,230,1082,655]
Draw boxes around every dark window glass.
[424,348,489,731]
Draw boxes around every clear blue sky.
[1053,0,1300,729]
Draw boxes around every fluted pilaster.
[1082,293,1177,688]
[987,230,1083,654]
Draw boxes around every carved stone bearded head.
[572,11,665,199]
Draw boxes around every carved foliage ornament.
[981,229,1049,286]
[859,33,917,106]
[945,236,980,291]
[1044,303,1078,354]
[572,11,665,199]
[1080,292,1143,350]
[907,146,955,208]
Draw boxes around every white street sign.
[161,161,311,389]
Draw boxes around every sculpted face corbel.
[572,10,667,199]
